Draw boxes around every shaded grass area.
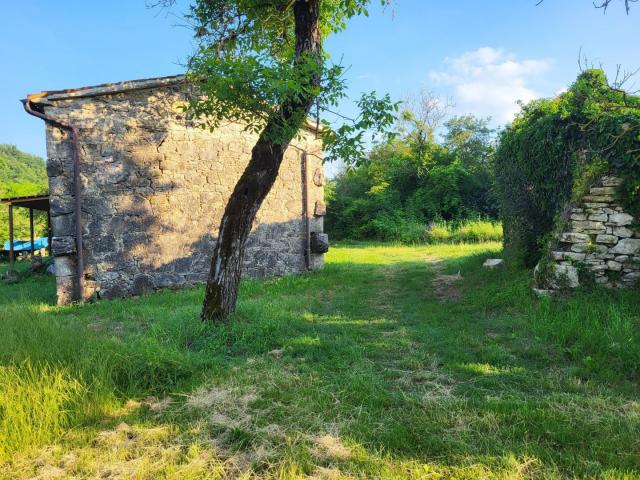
[0,243,639,478]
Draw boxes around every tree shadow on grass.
[1,247,639,477]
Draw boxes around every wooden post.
[29,208,35,256]
[8,205,14,273]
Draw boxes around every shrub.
[326,119,499,243]
[495,70,640,267]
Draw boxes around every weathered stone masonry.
[535,176,640,291]
[35,75,326,304]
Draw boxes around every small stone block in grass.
[483,259,504,269]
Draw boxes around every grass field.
[1,243,639,479]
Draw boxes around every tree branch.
[536,0,636,13]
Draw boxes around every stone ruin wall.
[536,176,640,291]
[44,82,325,304]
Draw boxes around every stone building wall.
[535,176,640,291]
[37,76,326,304]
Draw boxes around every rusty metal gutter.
[22,95,85,302]
[301,151,311,270]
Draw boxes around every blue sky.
[1,0,638,168]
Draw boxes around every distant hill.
[0,144,47,247]
[0,144,47,196]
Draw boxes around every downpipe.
[22,95,85,302]
[301,151,311,270]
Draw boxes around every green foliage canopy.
[326,115,498,242]
[495,69,640,267]
[180,0,397,163]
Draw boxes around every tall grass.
[0,272,223,461]
[0,362,87,460]
[425,219,502,244]
[359,219,503,244]
[463,252,640,382]
[531,292,640,381]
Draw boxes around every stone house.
[26,75,327,304]
[535,176,640,291]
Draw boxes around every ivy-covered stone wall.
[496,70,640,270]
[38,76,325,304]
[535,176,640,291]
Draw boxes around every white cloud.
[430,47,551,123]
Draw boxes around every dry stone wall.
[41,78,325,304]
[535,176,640,291]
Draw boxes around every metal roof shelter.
[1,194,50,272]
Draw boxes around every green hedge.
[495,70,640,267]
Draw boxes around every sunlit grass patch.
[452,362,526,376]
[426,219,503,244]
[326,241,502,265]
[0,361,93,460]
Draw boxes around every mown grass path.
[1,243,639,479]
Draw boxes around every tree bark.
[201,0,322,321]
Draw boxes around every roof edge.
[25,73,322,134]
[28,74,186,103]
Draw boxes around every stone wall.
[40,77,325,304]
[535,176,640,291]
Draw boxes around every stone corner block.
[52,236,76,256]
[314,200,326,217]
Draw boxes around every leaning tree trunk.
[201,0,322,321]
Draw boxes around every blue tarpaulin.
[3,237,49,252]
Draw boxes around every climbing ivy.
[495,70,640,267]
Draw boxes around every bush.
[326,114,499,243]
[495,70,640,267]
